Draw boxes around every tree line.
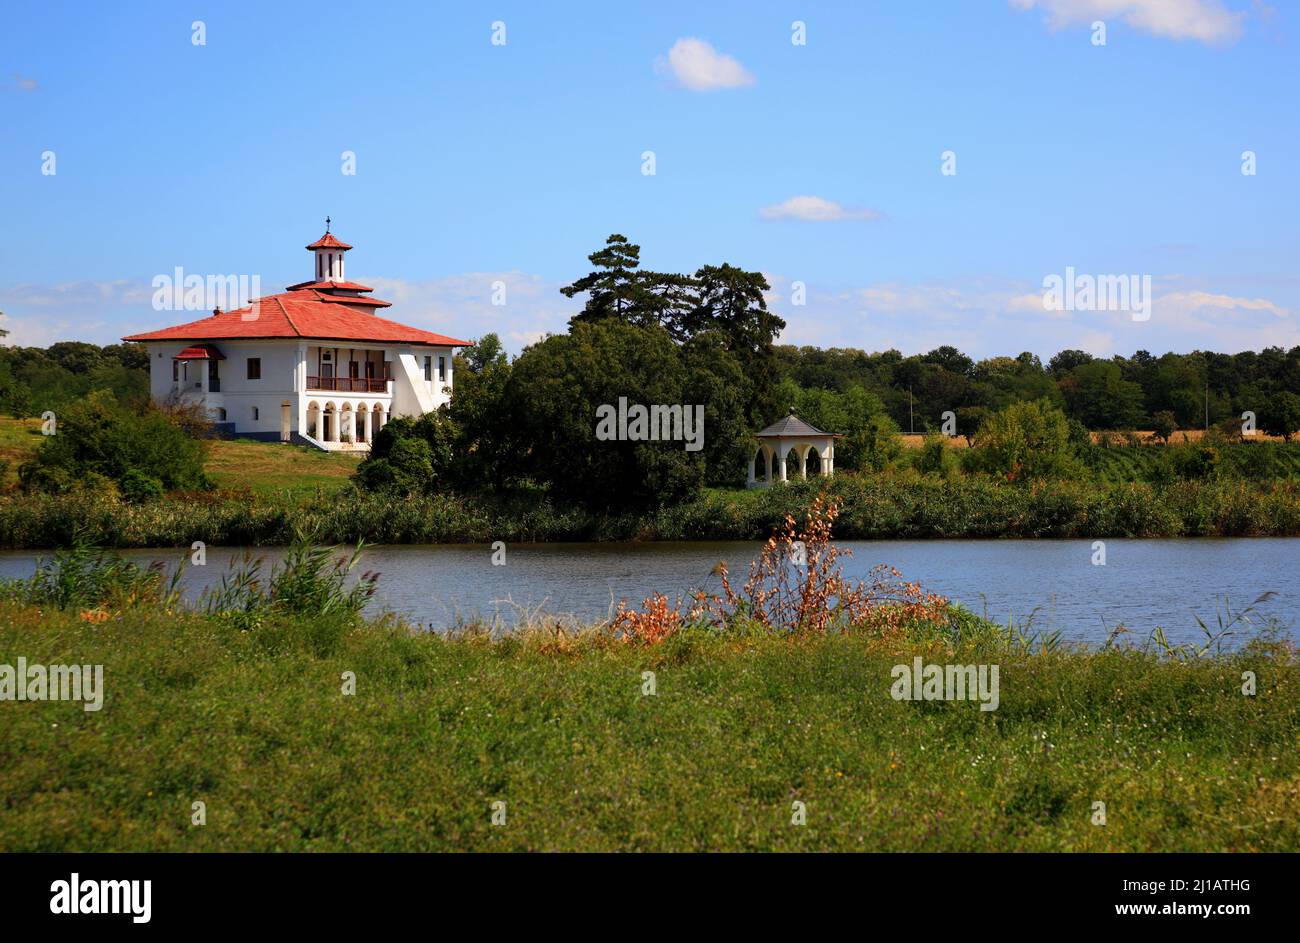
[777,343,1300,440]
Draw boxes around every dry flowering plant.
[613,493,949,643]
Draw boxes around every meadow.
[0,525,1294,853]
[0,573,1294,851]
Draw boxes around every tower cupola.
[305,217,352,282]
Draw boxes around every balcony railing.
[307,376,390,393]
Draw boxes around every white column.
[747,448,757,487]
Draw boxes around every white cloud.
[360,272,578,354]
[0,280,147,346]
[1010,0,1246,44]
[654,38,755,91]
[1157,290,1287,317]
[764,274,1297,358]
[758,196,883,222]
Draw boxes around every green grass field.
[0,601,1294,852]
[0,418,44,488]
[202,438,361,497]
[0,417,361,497]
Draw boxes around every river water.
[1,539,1295,644]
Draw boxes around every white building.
[124,226,469,451]
[748,411,839,486]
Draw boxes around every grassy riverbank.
[1,599,1294,851]
[1,525,1294,853]
[1,473,1298,548]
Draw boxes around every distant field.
[0,418,360,497]
[900,429,1290,449]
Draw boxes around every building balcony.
[306,376,391,394]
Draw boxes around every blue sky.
[1,0,1296,357]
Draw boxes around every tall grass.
[0,473,1297,548]
[0,536,182,612]
[0,534,377,631]
[201,539,378,622]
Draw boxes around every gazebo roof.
[175,343,225,360]
[755,411,840,438]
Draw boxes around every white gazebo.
[748,410,840,487]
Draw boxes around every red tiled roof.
[285,279,375,292]
[176,344,224,360]
[314,292,391,309]
[123,289,470,347]
[306,232,352,250]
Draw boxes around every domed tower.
[306,217,352,283]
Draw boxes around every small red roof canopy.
[305,232,352,250]
[175,343,225,360]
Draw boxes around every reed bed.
[0,474,1297,549]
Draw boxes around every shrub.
[354,411,455,495]
[119,469,164,503]
[851,413,903,472]
[915,432,957,478]
[970,400,1077,481]
[19,389,208,495]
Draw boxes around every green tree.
[684,263,784,424]
[461,333,508,374]
[1151,410,1177,444]
[970,399,1076,480]
[1259,391,1300,442]
[852,413,903,472]
[503,321,724,509]
[562,234,689,332]
[955,406,990,446]
[1058,360,1146,429]
[448,334,515,490]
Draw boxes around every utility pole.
[1204,383,1209,431]
[909,387,914,434]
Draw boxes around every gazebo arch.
[748,410,840,488]
[751,442,775,485]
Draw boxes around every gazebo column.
[799,446,808,479]
[777,444,788,483]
